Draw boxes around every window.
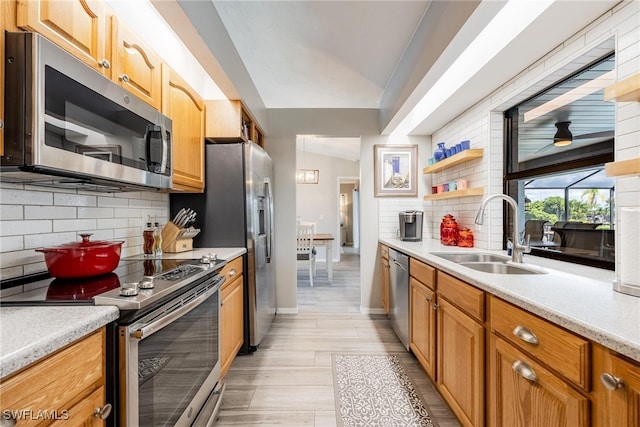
[504,51,615,270]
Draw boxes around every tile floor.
[216,251,461,426]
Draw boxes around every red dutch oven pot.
[35,233,125,279]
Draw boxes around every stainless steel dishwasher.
[388,248,409,350]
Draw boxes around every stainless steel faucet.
[475,194,531,263]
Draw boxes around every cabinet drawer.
[437,271,485,322]
[221,256,243,289]
[380,244,389,260]
[490,296,590,390]
[0,329,105,426]
[410,258,435,290]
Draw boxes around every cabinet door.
[111,16,162,109]
[381,256,390,315]
[162,64,205,192]
[49,387,107,427]
[220,276,244,378]
[489,335,589,427]
[410,277,436,380]
[17,0,108,74]
[437,297,484,427]
[592,345,640,427]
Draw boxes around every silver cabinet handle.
[98,59,110,69]
[93,403,112,420]
[432,303,438,311]
[601,373,625,391]
[229,269,237,277]
[425,296,432,303]
[512,360,538,382]
[513,325,539,345]
[119,73,130,83]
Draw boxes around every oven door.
[119,276,223,426]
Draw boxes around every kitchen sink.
[432,252,546,275]
[432,252,509,263]
[459,262,545,275]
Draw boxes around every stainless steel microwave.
[2,32,172,192]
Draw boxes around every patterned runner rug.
[332,354,437,427]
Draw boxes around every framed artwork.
[373,144,418,197]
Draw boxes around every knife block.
[161,221,193,253]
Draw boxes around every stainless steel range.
[1,256,227,427]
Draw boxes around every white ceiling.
[153,0,621,160]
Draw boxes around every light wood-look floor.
[216,250,461,426]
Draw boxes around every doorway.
[338,177,360,257]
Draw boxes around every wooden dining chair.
[296,224,316,287]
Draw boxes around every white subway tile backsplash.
[24,232,78,249]
[0,205,23,220]
[25,206,76,220]
[53,193,97,207]
[77,207,115,219]
[0,220,52,237]
[1,189,53,206]
[52,219,97,233]
[97,196,131,208]
[0,236,24,252]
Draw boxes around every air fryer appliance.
[170,142,276,352]
[399,210,423,241]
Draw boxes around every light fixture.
[296,169,319,184]
[296,137,319,184]
[553,121,573,147]
[524,196,532,212]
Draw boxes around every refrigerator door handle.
[265,179,274,263]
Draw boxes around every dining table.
[313,233,335,281]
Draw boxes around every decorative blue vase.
[434,142,447,162]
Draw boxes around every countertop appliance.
[1,257,227,426]
[170,141,276,351]
[2,32,172,192]
[389,247,410,350]
[399,210,423,241]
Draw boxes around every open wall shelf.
[422,149,484,174]
[604,73,640,102]
[605,158,640,177]
[423,187,484,201]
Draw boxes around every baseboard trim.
[360,307,387,315]
[277,307,299,314]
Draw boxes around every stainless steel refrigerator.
[170,141,276,351]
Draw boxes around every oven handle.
[131,278,223,340]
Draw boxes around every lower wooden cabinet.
[489,334,589,427]
[220,256,244,378]
[592,344,640,427]
[410,277,436,380]
[381,252,390,315]
[0,328,110,426]
[437,297,485,427]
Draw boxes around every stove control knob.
[120,285,138,297]
[138,276,154,289]
[201,255,211,264]
[208,253,218,261]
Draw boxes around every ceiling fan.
[535,121,614,153]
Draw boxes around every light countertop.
[0,247,246,379]
[380,237,640,362]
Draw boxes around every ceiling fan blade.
[535,142,557,153]
[574,130,614,140]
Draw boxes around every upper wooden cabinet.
[17,0,109,75]
[162,64,205,192]
[109,15,162,110]
[205,99,265,147]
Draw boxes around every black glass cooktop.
[1,258,209,305]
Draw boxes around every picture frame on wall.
[373,144,418,197]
